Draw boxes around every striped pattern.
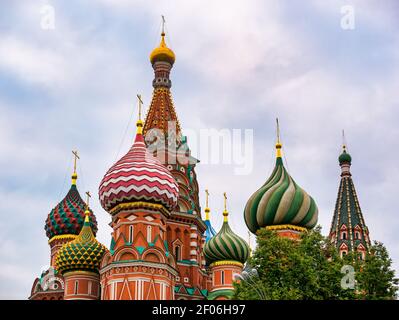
[45,184,98,239]
[56,216,107,274]
[244,158,318,234]
[99,133,179,212]
[204,221,249,265]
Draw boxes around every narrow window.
[221,271,225,285]
[88,281,92,295]
[74,281,78,295]
[175,245,181,261]
[342,232,347,240]
[129,225,134,243]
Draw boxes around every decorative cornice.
[63,270,99,277]
[265,224,308,232]
[210,260,243,268]
[48,234,77,245]
[109,201,170,217]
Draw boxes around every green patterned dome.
[204,209,249,265]
[244,142,318,234]
[45,183,98,240]
[56,212,107,274]
[339,148,352,164]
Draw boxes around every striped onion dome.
[56,211,108,274]
[244,141,318,234]
[99,120,179,213]
[45,180,98,240]
[204,209,249,265]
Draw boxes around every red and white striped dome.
[99,127,179,212]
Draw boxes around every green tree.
[233,227,398,300]
[351,241,398,300]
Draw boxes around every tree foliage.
[233,227,397,300]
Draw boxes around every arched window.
[147,226,152,243]
[129,225,134,243]
[175,245,181,261]
[341,251,347,258]
[221,271,225,285]
[74,281,79,295]
[341,232,347,240]
[355,231,361,240]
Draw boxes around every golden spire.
[223,192,228,222]
[71,150,79,185]
[85,191,91,222]
[204,189,210,220]
[276,118,282,158]
[136,94,144,134]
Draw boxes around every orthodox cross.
[223,192,227,211]
[137,94,143,120]
[72,150,79,173]
[161,15,166,34]
[205,189,209,208]
[85,191,91,210]
[342,129,347,151]
[276,118,280,143]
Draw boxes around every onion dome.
[55,210,107,274]
[204,194,249,265]
[339,146,352,165]
[244,121,318,234]
[150,31,175,65]
[45,167,97,240]
[99,117,179,213]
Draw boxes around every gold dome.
[150,32,175,65]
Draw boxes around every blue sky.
[0,0,398,299]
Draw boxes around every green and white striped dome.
[244,141,318,234]
[204,208,249,265]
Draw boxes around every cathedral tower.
[142,21,208,299]
[329,138,371,259]
[55,197,107,300]
[204,193,249,300]
[29,152,97,300]
[98,110,180,300]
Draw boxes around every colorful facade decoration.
[244,121,318,239]
[56,207,107,300]
[29,26,249,300]
[328,143,371,259]
[29,22,372,301]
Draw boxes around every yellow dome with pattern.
[55,211,108,274]
[150,32,175,65]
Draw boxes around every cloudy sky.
[0,0,398,299]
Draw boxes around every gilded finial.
[223,192,228,222]
[205,189,210,220]
[136,94,144,134]
[342,129,347,152]
[85,191,91,222]
[275,118,282,158]
[72,150,80,185]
